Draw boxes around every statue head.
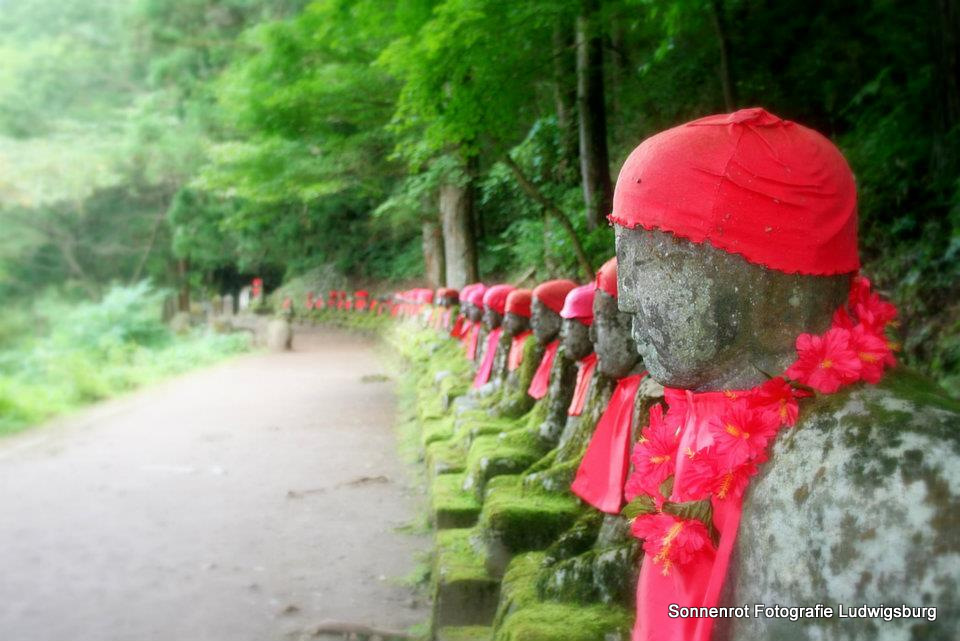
[531,279,578,344]
[464,284,487,322]
[437,287,460,308]
[482,284,515,330]
[590,257,642,379]
[503,289,532,337]
[610,108,859,391]
[560,284,596,361]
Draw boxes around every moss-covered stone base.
[479,476,583,576]
[435,626,493,641]
[433,529,501,628]
[493,602,632,641]
[426,439,466,478]
[463,430,544,499]
[432,472,482,529]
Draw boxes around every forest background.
[1,0,958,401]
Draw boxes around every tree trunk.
[709,0,736,111]
[177,258,190,312]
[439,172,479,288]
[576,0,613,230]
[553,16,578,182]
[421,218,445,288]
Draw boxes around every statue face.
[503,312,530,337]
[560,318,593,361]
[531,298,562,344]
[483,308,503,330]
[465,302,483,322]
[591,289,641,378]
[615,226,850,390]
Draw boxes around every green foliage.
[0,283,250,434]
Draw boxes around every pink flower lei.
[624,275,899,574]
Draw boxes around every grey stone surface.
[531,299,562,344]
[265,318,292,351]
[615,226,849,391]
[720,369,960,641]
[503,312,530,337]
[560,318,593,362]
[592,289,642,379]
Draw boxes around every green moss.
[464,429,545,498]
[433,529,501,628]
[494,602,632,641]
[432,473,482,529]
[427,439,467,478]
[436,626,493,641]
[537,542,640,606]
[541,511,603,565]
[479,479,583,554]
[493,552,546,629]
[523,458,581,494]
[422,416,455,447]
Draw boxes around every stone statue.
[612,108,960,641]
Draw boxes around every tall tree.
[575,0,612,230]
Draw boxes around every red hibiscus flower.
[679,447,765,502]
[747,376,800,426]
[786,328,862,393]
[631,513,713,575]
[707,401,780,466]
[849,275,897,333]
[850,324,893,384]
[629,405,681,497]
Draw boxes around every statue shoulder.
[723,367,960,641]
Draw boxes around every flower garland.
[623,276,898,575]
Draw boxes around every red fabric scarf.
[508,331,532,371]
[450,315,466,339]
[442,309,453,330]
[473,327,504,388]
[465,323,481,360]
[571,372,646,513]
[527,340,559,400]
[567,352,598,416]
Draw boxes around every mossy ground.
[464,429,545,498]
[435,626,493,641]
[432,472,482,529]
[493,602,632,641]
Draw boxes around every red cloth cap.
[596,257,617,298]
[483,285,515,315]
[466,284,487,307]
[505,289,532,318]
[609,107,859,275]
[355,290,369,298]
[561,284,596,325]
[532,279,578,315]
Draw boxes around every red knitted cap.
[609,107,859,275]
[595,257,617,298]
[532,279,578,315]
[505,289,533,318]
[483,284,515,315]
[561,284,596,325]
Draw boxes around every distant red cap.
[595,257,618,298]
[483,284,515,315]
[505,289,533,318]
[560,284,596,325]
[609,108,859,275]
[466,284,487,307]
[532,279,578,315]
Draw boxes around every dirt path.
[0,326,428,641]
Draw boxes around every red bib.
[527,340,559,400]
[508,331,532,371]
[473,327,504,388]
[567,353,598,416]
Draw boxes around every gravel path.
[0,326,428,641]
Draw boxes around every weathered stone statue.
[612,108,960,641]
